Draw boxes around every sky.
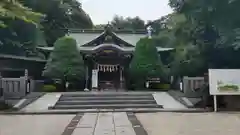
[80,0,173,24]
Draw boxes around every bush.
[43,36,85,81]
[129,38,165,88]
[42,85,57,92]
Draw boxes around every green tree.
[0,0,93,57]
[111,15,145,31]
[43,37,85,83]
[129,38,165,88]
[167,0,240,74]
[0,20,43,56]
[0,0,42,27]
[23,0,93,45]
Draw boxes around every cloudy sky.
[80,0,173,24]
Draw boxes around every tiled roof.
[0,54,46,62]
[37,46,174,52]
[68,32,146,47]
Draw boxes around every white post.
[147,26,153,39]
[91,69,98,91]
[146,82,149,88]
[180,82,183,92]
[214,95,217,112]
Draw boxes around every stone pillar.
[20,76,27,97]
[91,69,98,91]
[24,69,30,93]
[0,72,3,98]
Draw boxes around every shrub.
[42,85,57,92]
[129,38,165,88]
[43,36,85,81]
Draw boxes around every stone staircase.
[50,92,162,110]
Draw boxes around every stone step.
[62,93,153,97]
[59,96,154,101]
[51,104,162,109]
[56,100,156,105]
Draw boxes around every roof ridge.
[68,29,146,34]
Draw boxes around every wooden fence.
[183,76,205,93]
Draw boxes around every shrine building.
[37,25,174,90]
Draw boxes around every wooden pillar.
[119,66,124,90]
[84,65,89,91]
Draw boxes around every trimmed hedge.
[42,85,57,92]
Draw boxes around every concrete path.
[0,112,136,135]
[0,115,74,135]
[22,93,61,112]
[153,92,187,109]
[136,112,240,135]
[72,112,136,135]
[3,112,240,135]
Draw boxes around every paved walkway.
[136,112,240,135]
[0,115,74,135]
[21,93,61,112]
[0,112,136,135]
[2,112,240,135]
[153,92,186,109]
[72,112,135,135]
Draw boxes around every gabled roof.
[69,32,104,47]
[37,26,175,53]
[68,28,146,47]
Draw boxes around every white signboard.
[209,69,240,95]
[91,70,98,88]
